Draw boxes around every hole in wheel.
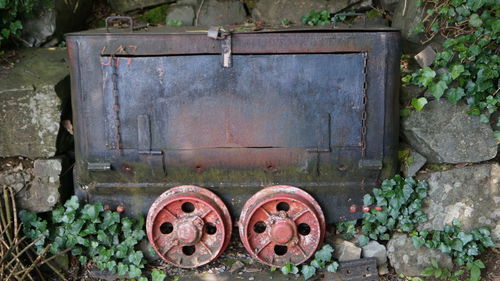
[274,245,287,256]
[160,222,173,234]
[276,202,290,212]
[297,223,311,235]
[182,245,196,256]
[253,221,266,233]
[205,222,217,235]
[181,202,195,213]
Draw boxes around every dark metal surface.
[66,26,400,223]
[323,258,378,281]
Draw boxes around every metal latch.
[207,26,232,68]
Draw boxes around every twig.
[195,0,206,26]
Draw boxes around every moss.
[136,5,168,25]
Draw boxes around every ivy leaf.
[281,263,292,275]
[417,67,436,87]
[314,244,334,262]
[411,97,428,111]
[326,262,339,272]
[151,269,167,281]
[469,14,483,28]
[357,234,370,246]
[363,194,373,206]
[311,259,324,269]
[458,232,474,245]
[64,196,80,211]
[450,64,465,80]
[128,265,142,278]
[117,262,128,276]
[429,80,448,99]
[446,87,465,104]
[412,236,425,248]
[301,265,316,280]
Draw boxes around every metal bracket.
[358,159,383,170]
[87,162,112,171]
[137,114,163,155]
[207,26,232,68]
[323,258,378,281]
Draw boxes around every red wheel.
[146,185,232,268]
[239,185,326,267]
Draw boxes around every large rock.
[196,0,247,26]
[0,48,69,158]
[16,159,62,212]
[109,0,174,13]
[402,100,497,163]
[387,233,453,276]
[380,0,399,13]
[417,164,500,247]
[166,5,196,26]
[21,0,93,47]
[252,0,351,25]
[392,0,425,44]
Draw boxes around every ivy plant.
[336,220,357,240]
[358,175,429,245]
[410,219,494,266]
[19,196,147,279]
[402,0,499,126]
[278,244,339,280]
[422,258,464,281]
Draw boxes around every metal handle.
[105,16,134,32]
[331,13,366,27]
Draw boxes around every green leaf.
[128,250,144,266]
[311,259,324,269]
[469,265,481,281]
[357,234,370,246]
[450,64,465,80]
[412,236,425,248]
[469,14,483,28]
[421,267,435,276]
[128,265,142,278]
[117,263,128,276]
[417,67,436,86]
[429,80,448,99]
[0,0,7,9]
[446,87,465,104]
[301,265,316,280]
[411,97,428,111]
[314,244,334,262]
[326,262,339,272]
[152,269,167,281]
[363,194,373,206]
[290,264,299,274]
[281,264,291,275]
[64,196,80,211]
[431,258,438,269]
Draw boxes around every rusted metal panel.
[66,26,400,223]
[323,258,378,281]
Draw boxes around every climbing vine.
[402,0,499,128]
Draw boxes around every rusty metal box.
[66,25,400,223]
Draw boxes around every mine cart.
[66,17,400,268]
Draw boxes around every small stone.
[333,238,362,262]
[34,159,62,177]
[362,241,388,275]
[401,148,427,177]
[249,277,255,281]
[414,46,436,67]
[229,260,245,273]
